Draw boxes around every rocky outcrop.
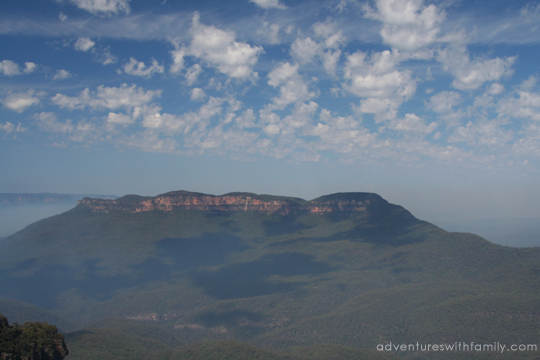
[76,190,414,218]
[0,315,68,360]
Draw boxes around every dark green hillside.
[0,298,76,333]
[0,191,539,359]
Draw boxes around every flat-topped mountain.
[77,191,413,217]
[1,190,539,360]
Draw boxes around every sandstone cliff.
[77,190,413,218]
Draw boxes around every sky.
[2,0,540,225]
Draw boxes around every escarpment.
[76,190,414,218]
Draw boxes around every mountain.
[0,193,118,205]
[0,190,539,359]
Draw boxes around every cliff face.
[76,190,413,218]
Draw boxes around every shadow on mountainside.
[192,253,333,300]
[0,233,251,308]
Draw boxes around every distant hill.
[0,190,539,359]
[0,193,117,205]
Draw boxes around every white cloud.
[0,60,20,76]
[119,130,178,153]
[1,90,41,112]
[141,97,226,136]
[53,69,73,80]
[427,91,461,113]
[74,37,95,52]
[185,64,202,85]
[487,83,504,95]
[33,112,74,133]
[0,122,15,133]
[267,62,317,109]
[59,12,68,21]
[344,50,416,120]
[181,14,263,81]
[24,62,37,73]
[312,21,345,49]
[438,47,516,90]
[290,22,344,75]
[190,88,206,101]
[282,101,319,129]
[107,112,133,125]
[52,83,160,110]
[69,0,131,15]
[448,119,514,147]
[97,48,118,65]
[387,113,437,133]
[169,47,185,74]
[365,0,444,52]
[291,37,322,64]
[0,60,37,76]
[520,76,537,91]
[249,0,286,10]
[322,49,341,76]
[257,22,281,44]
[120,58,164,78]
[497,90,540,122]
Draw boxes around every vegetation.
[0,314,68,360]
[0,192,539,359]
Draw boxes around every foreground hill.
[0,190,539,359]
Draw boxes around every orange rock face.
[77,191,377,215]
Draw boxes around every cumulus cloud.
[169,47,185,74]
[427,91,461,113]
[68,0,131,15]
[119,58,164,78]
[267,62,317,109]
[119,130,178,153]
[33,112,74,133]
[74,37,95,52]
[1,90,41,112]
[96,48,118,65]
[170,14,263,81]
[291,37,322,64]
[438,47,516,90]
[53,69,73,80]
[185,64,202,85]
[0,60,20,76]
[249,0,286,10]
[52,83,160,110]
[448,119,514,147]
[365,0,444,52]
[188,14,263,80]
[0,60,37,76]
[141,97,226,136]
[290,22,344,75]
[107,112,133,125]
[190,88,206,101]
[497,90,540,122]
[0,122,15,133]
[387,113,437,133]
[344,50,416,120]
[257,22,281,44]
[0,122,25,133]
[312,21,345,49]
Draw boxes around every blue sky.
[2,0,540,224]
